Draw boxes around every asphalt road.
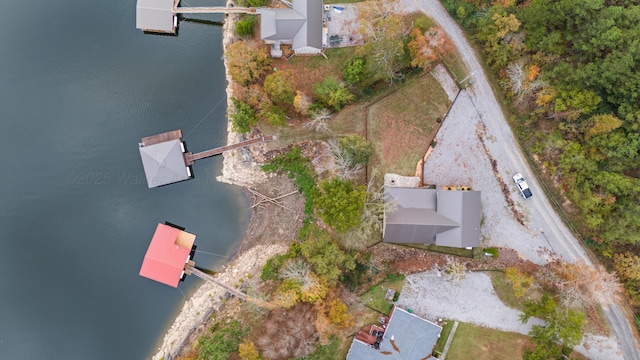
[407,0,640,358]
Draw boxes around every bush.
[197,320,246,360]
[483,247,499,258]
[261,105,288,127]
[236,15,256,38]
[230,98,258,133]
[315,178,366,233]
[343,57,366,85]
[414,15,433,33]
[264,70,296,105]
[313,76,354,111]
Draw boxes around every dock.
[172,6,256,14]
[140,129,183,147]
[184,135,274,165]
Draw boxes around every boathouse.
[136,0,179,34]
[139,223,197,287]
[138,130,192,188]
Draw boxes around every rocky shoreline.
[150,7,282,360]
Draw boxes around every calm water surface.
[0,0,248,359]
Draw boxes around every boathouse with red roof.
[139,223,196,287]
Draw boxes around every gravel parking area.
[396,270,542,334]
[424,89,553,265]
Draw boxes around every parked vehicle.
[513,173,533,199]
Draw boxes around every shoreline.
[150,6,278,360]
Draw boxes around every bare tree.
[504,61,546,105]
[303,108,332,133]
[443,256,467,284]
[324,138,363,180]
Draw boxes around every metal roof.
[136,0,176,33]
[139,139,191,188]
[139,224,196,287]
[346,307,442,360]
[383,187,481,248]
[258,0,323,51]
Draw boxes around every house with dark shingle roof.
[384,187,481,248]
[346,306,442,360]
[257,0,324,57]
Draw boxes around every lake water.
[0,0,249,359]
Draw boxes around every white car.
[513,173,533,199]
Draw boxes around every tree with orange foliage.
[407,26,453,70]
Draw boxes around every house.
[139,223,197,287]
[346,306,442,360]
[257,0,323,57]
[384,187,481,248]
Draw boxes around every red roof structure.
[139,223,196,287]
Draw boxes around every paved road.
[406,0,640,358]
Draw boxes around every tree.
[293,90,312,115]
[264,70,296,105]
[315,178,366,232]
[343,56,367,85]
[505,266,536,298]
[614,252,640,281]
[585,113,622,138]
[299,228,355,286]
[226,40,271,86]
[475,9,523,69]
[407,26,453,70]
[230,98,258,133]
[236,15,256,38]
[198,320,247,360]
[358,13,407,84]
[313,76,354,111]
[303,108,332,133]
[260,105,287,127]
[520,295,584,358]
[238,340,261,360]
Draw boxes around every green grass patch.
[433,319,455,356]
[359,273,405,314]
[367,73,451,175]
[446,323,531,360]
[483,247,499,258]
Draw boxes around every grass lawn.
[367,73,451,176]
[359,273,406,314]
[433,319,455,356]
[446,323,532,360]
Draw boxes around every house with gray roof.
[257,0,324,57]
[346,306,442,360]
[384,187,481,248]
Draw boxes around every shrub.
[343,57,366,85]
[315,178,366,233]
[230,98,258,133]
[264,70,296,105]
[414,15,433,33]
[236,15,256,38]
[313,76,354,111]
[261,105,287,127]
[483,247,499,258]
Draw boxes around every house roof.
[139,139,190,188]
[258,0,323,51]
[139,223,196,287]
[384,187,481,248]
[346,307,442,360]
[136,0,175,33]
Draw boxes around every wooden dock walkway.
[140,130,182,147]
[184,135,273,165]
[173,6,255,14]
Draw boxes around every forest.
[443,0,640,308]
